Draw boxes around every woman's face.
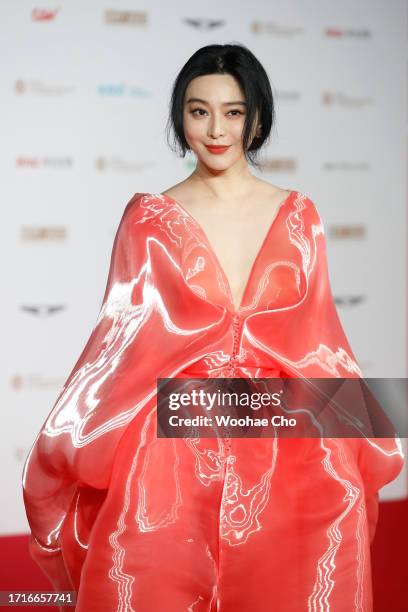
[182,73,258,169]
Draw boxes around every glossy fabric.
[22,191,404,611]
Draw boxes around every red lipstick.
[205,145,231,155]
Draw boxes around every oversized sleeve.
[252,194,405,542]
[305,197,404,542]
[21,190,230,594]
[21,193,153,591]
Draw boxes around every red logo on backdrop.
[16,157,40,167]
[325,28,343,37]
[31,8,60,22]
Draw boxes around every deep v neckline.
[159,189,296,314]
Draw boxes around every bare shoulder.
[253,179,293,205]
[161,180,194,203]
[260,180,318,214]
[162,179,293,206]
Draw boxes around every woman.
[22,44,404,611]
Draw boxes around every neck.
[189,157,258,201]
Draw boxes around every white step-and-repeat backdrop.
[1,0,407,534]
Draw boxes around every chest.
[184,196,289,311]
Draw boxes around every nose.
[208,113,225,139]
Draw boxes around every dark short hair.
[165,43,275,169]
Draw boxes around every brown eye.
[190,108,244,117]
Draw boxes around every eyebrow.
[185,97,247,106]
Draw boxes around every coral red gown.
[22,190,404,611]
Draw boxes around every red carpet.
[0,533,57,611]
[1,499,407,611]
[371,497,408,611]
